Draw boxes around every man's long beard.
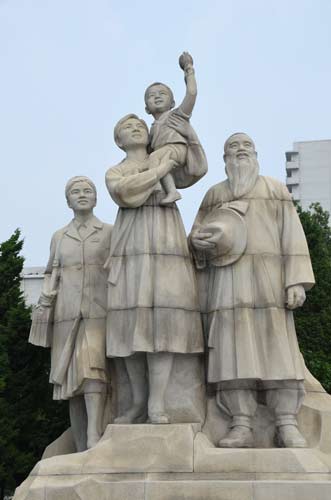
[225,156,259,198]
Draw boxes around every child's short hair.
[114,114,149,151]
[144,82,175,107]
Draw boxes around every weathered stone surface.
[13,477,41,500]
[42,428,75,459]
[254,481,331,500]
[194,432,330,474]
[203,387,331,449]
[115,354,205,425]
[191,133,316,449]
[145,480,253,500]
[81,423,200,473]
[106,104,207,426]
[14,476,331,500]
[203,395,276,448]
[16,476,146,500]
[14,392,331,500]
[45,477,145,500]
[32,424,200,477]
[197,390,331,477]
[298,391,331,454]
[29,177,113,452]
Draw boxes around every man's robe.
[191,176,315,383]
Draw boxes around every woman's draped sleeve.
[105,162,161,208]
[169,108,208,189]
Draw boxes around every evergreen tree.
[295,203,331,393]
[0,230,68,498]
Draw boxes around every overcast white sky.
[1,0,331,265]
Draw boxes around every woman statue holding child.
[105,112,206,423]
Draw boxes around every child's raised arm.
[178,52,197,116]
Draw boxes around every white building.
[286,139,331,215]
[21,267,45,306]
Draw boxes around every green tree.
[295,203,331,393]
[0,230,68,498]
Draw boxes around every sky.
[1,0,331,266]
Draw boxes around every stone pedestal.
[13,475,331,500]
[36,423,200,476]
[13,425,331,499]
[12,387,331,500]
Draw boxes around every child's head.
[144,82,175,116]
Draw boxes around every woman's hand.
[167,114,197,143]
[145,155,161,171]
[157,150,178,174]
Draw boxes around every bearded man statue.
[190,133,315,448]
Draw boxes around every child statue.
[144,51,207,205]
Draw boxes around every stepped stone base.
[13,422,331,500]
[35,423,200,475]
[13,475,331,500]
[12,388,331,500]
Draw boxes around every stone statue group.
[29,52,315,453]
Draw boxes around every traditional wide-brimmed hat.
[199,207,247,267]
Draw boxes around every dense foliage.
[0,230,68,499]
[295,203,331,393]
